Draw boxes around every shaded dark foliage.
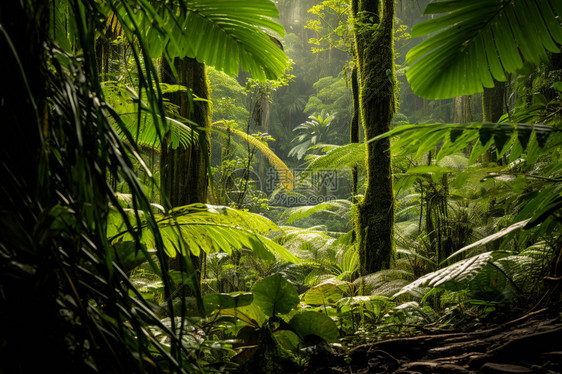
[0,1,195,372]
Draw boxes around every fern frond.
[394,251,507,297]
[305,143,365,172]
[281,199,352,224]
[356,269,414,296]
[445,218,531,263]
[108,203,299,263]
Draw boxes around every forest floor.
[299,308,562,374]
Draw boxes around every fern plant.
[108,203,299,263]
[289,110,338,160]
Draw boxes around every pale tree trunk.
[482,81,505,163]
[453,95,472,123]
[352,0,396,274]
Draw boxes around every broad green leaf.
[251,274,299,316]
[111,241,150,273]
[114,0,288,81]
[220,302,266,328]
[406,0,562,99]
[274,330,301,351]
[289,311,339,343]
[203,292,253,314]
[302,280,347,306]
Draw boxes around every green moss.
[352,0,396,274]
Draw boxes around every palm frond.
[113,0,288,81]
[407,0,562,99]
[394,251,504,297]
[212,121,294,190]
[371,122,560,164]
[109,203,299,263]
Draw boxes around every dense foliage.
[1,0,561,373]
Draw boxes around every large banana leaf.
[108,203,299,263]
[407,0,562,99]
[112,0,287,81]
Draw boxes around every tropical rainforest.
[1,0,562,373]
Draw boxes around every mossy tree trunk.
[352,0,396,274]
[159,57,211,283]
[350,65,360,202]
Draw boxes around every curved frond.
[109,203,299,263]
[213,121,294,190]
[305,143,366,172]
[281,199,352,224]
[444,218,531,263]
[394,251,503,296]
[103,81,197,149]
[370,122,560,164]
[407,0,562,99]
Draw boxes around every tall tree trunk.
[350,66,360,202]
[159,57,211,284]
[483,82,505,123]
[482,81,505,163]
[352,0,396,274]
[453,95,472,123]
[160,57,211,207]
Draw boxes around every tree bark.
[483,82,505,124]
[352,0,396,274]
[159,57,211,208]
[482,81,505,163]
[453,95,472,123]
[350,66,360,202]
[159,57,211,283]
